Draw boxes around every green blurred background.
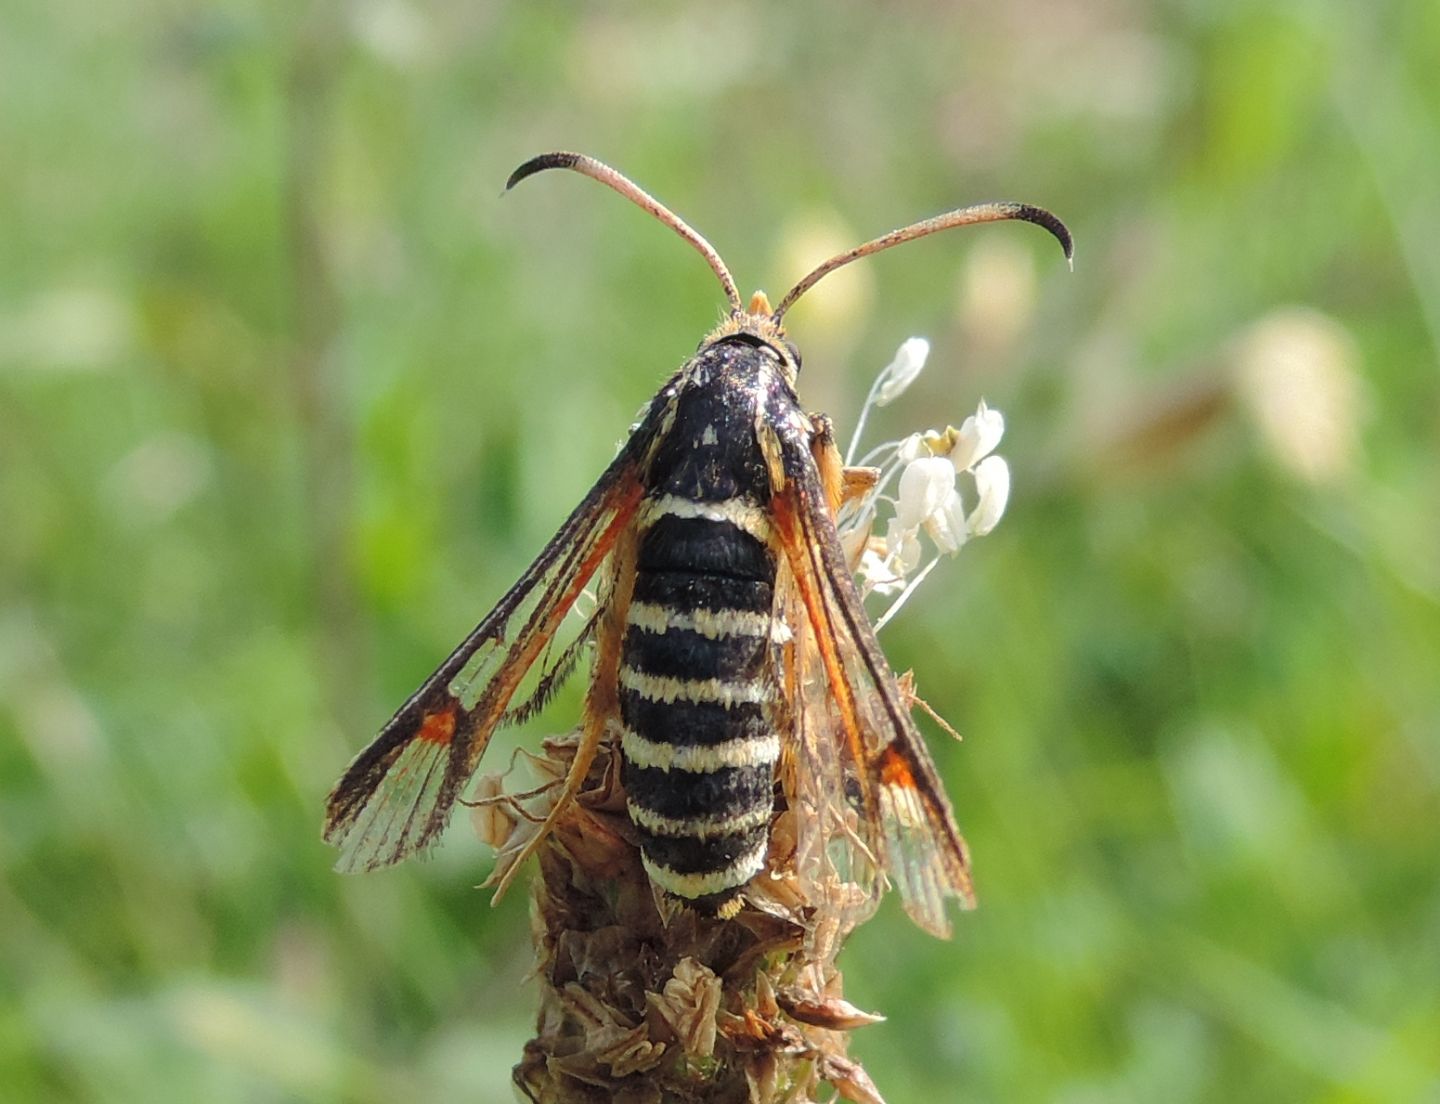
[4,1,1438,1100]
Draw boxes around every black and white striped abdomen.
[619,493,781,912]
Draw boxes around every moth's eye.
[783,340,803,371]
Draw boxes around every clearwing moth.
[323,151,1071,937]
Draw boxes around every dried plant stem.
[488,737,887,1104]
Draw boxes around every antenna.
[506,152,743,315]
[773,201,1073,322]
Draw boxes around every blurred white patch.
[0,285,134,373]
[351,0,432,66]
[102,433,212,527]
[773,213,875,352]
[956,236,1037,355]
[574,9,762,98]
[1039,28,1180,124]
[168,984,343,1093]
[0,609,103,776]
[15,682,104,772]
[1234,307,1366,484]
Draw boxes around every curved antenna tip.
[501,151,742,312]
[1004,202,1074,265]
[505,151,583,193]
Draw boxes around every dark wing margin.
[769,415,975,938]
[322,396,668,873]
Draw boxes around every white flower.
[895,457,954,530]
[925,489,968,555]
[845,338,930,463]
[837,343,1015,629]
[857,546,906,596]
[874,337,930,406]
[966,455,1010,536]
[896,432,928,463]
[888,399,1008,546]
[883,517,923,575]
[949,399,1004,472]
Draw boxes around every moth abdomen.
[618,568,780,909]
[637,511,773,579]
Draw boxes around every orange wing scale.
[416,709,458,746]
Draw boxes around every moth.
[323,152,1071,936]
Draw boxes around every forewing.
[770,416,974,938]
[322,395,668,873]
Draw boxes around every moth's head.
[702,289,803,383]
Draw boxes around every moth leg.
[806,411,880,513]
[490,530,638,901]
[807,413,845,515]
[839,466,879,509]
[805,412,879,574]
[896,670,964,744]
